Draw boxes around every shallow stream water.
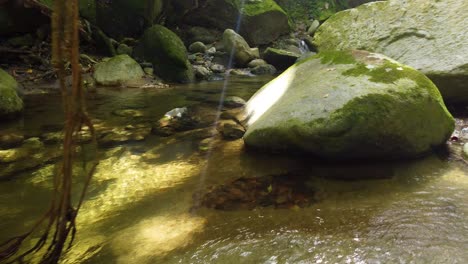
[0,76,467,264]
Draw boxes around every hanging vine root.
[0,0,97,263]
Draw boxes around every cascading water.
[298,40,310,54]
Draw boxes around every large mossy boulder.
[313,0,468,104]
[136,25,194,83]
[183,0,290,45]
[243,50,455,160]
[93,55,144,86]
[0,69,23,119]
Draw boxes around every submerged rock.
[136,25,194,83]
[313,0,468,104]
[0,69,23,119]
[0,137,61,180]
[251,64,277,76]
[195,174,315,210]
[93,55,144,86]
[244,50,455,159]
[224,96,246,108]
[218,120,245,140]
[222,29,259,67]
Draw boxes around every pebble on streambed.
[192,174,317,211]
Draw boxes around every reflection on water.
[0,76,467,263]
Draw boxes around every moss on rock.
[243,50,454,159]
[136,25,194,83]
[313,0,468,104]
[0,69,23,119]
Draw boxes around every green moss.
[316,50,356,65]
[343,60,445,104]
[138,25,194,83]
[0,69,23,118]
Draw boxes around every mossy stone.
[244,50,455,160]
[0,69,24,119]
[93,55,144,86]
[136,25,194,83]
[313,0,468,104]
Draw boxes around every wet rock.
[206,47,216,55]
[195,174,315,210]
[193,65,213,80]
[222,29,259,67]
[263,47,300,71]
[189,41,207,53]
[251,64,277,75]
[151,107,196,136]
[307,20,320,36]
[93,55,144,86]
[247,59,267,68]
[218,120,245,140]
[210,64,225,73]
[224,96,246,108]
[0,132,24,149]
[116,43,133,56]
[0,69,23,119]
[229,69,252,77]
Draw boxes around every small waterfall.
[298,40,310,54]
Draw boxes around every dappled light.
[246,66,295,125]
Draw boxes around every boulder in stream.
[244,50,455,159]
[93,55,145,86]
[313,0,468,104]
[0,69,23,119]
[136,25,194,83]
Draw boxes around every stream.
[0,76,467,263]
